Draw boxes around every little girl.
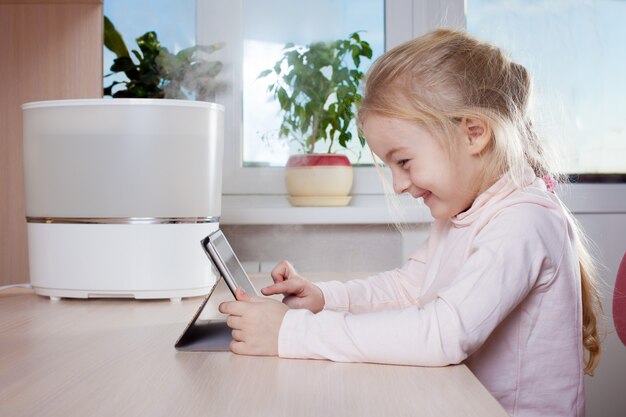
[219,29,602,417]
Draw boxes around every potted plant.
[103,16,224,100]
[259,32,372,206]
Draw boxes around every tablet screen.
[206,230,258,296]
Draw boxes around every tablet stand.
[174,275,233,351]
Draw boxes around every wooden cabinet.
[0,0,103,285]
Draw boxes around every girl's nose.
[392,172,412,195]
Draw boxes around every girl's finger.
[235,287,252,301]
[218,300,246,316]
[230,340,247,355]
[261,280,298,296]
[270,260,295,283]
[261,282,286,295]
[226,315,243,330]
[231,329,245,342]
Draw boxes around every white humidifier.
[22,99,224,301]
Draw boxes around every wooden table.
[0,274,508,417]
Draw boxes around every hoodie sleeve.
[278,204,568,366]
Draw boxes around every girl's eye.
[397,159,409,168]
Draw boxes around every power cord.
[0,283,33,291]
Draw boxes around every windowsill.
[221,194,433,225]
[221,183,626,225]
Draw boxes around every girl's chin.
[429,210,448,220]
[425,199,456,220]
[421,193,457,220]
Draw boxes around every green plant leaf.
[358,132,366,147]
[103,16,130,58]
[277,88,289,110]
[110,56,135,72]
[186,42,223,56]
[361,42,373,58]
[175,47,195,62]
[274,60,282,75]
[258,69,272,79]
[286,50,301,67]
[131,49,142,62]
[104,81,121,97]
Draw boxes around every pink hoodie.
[278,170,584,417]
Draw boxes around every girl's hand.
[261,260,325,313]
[218,288,289,356]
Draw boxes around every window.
[467,0,626,176]
[241,0,384,167]
[101,1,623,222]
[199,0,466,195]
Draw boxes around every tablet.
[201,229,259,297]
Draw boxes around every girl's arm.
[314,248,427,314]
[264,241,430,314]
[314,224,443,314]
[278,204,570,366]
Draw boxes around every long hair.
[359,28,602,374]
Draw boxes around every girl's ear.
[461,117,491,156]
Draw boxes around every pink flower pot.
[285,154,353,206]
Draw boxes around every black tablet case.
[174,277,232,351]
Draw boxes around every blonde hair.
[359,28,602,375]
